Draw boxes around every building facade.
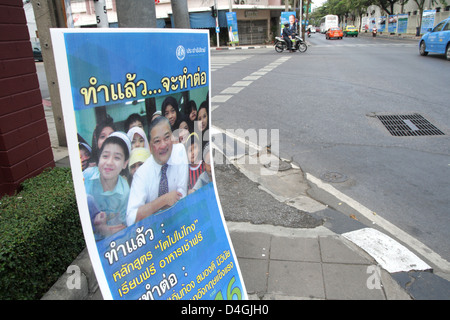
[49,0,295,45]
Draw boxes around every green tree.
[375,0,402,15]
[347,0,374,31]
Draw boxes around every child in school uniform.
[84,132,131,240]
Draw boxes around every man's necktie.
[158,163,169,197]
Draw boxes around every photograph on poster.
[51,28,246,300]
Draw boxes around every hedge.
[0,167,85,300]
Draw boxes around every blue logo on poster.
[176,45,186,61]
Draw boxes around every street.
[210,33,450,273]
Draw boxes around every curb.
[212,45,269,50]
[358,32,421,41]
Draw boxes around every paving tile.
[322,263,386,300]
[319,236,370,264]
[270,236,321,262]
[230,232,271,260]
[237,257,268,294]
[268,260,325,299]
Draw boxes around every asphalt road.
[210,34,450,267]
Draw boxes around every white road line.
[211,56,292,109]
[343,228,431,273]
[211,95,232,103]
[221,87,244,94]
[242,76,261,81]
[232,80,253,87]
[306,173,450,273]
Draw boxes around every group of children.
[79,97,211,241]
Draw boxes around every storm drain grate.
[376,114,445,137]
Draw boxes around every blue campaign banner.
[421,10,436,34]
[397,14,408,34]
[388,15,397,33]
[226,12,239,44]
[378,16,386,32]
[281,11,296,25]
[51,28,246,300]
[280,11,296,35]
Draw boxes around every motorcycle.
[274,35,307,53]
[372,27,377,37]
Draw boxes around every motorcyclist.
[282,14,298,52]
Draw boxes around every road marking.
[221,87,244,94]
[306,173,450,273]
[211,95,232,103]
[211,56,291,109]
[242,75,261,81]
[342,228,431,273]
[211,55,252,72]
[232,80,253,87]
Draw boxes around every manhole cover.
[320,171,348,183]
[376,114,445,137]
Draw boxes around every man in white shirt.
[126,116,188,226]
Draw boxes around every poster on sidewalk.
[280,11,296,35]
[51,28,246,300]
[361,16,369,32]
[421,10,436,34]
[226,12,239,45]
[397,14,408,34]
[369,17,376,30]
[388,15,397,33]
[378,16,386,32]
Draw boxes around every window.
[443,22,450,31]
[433,21,446,32]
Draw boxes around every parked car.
[326,27,343,40]
[343,25,358,37]
[419,17,450,61]
[33,47,43,62]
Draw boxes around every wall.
[350,4,450,35]
[0,0,54,196]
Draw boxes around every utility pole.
[171,0,190,28]
[214,0,219,47]
[93,0,109,28]
[31,0,67,147]
[300,0,303,39]
[116,0,157,28]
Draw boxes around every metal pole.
[300,0,303,38]
[93,0,109,28]
[116,0,156,28]
[215,0,219,47]
[171,0,190,28]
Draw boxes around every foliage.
[0,167,84,300]
[314,0,447,20]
